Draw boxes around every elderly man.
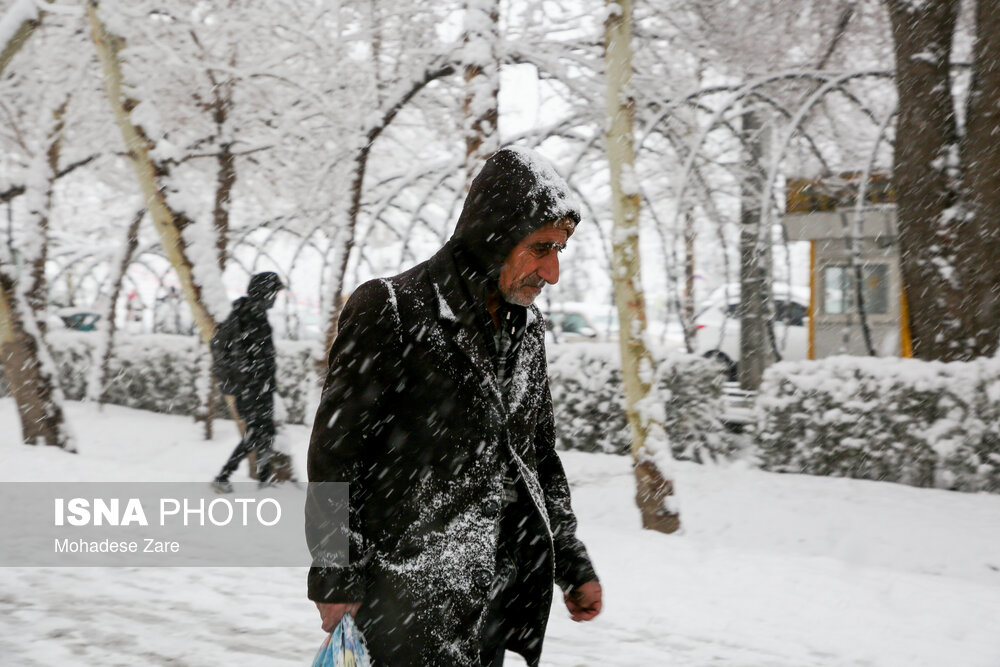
[307,147,602,666]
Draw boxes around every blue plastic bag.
[311,614,371,667]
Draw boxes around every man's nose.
[537,254,560,285]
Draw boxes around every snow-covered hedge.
[547,343,727,461]
[2,335,729,461]
[0,332,319,424]
[756,356,1000,492]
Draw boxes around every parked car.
[544,302,684,347]
[545,310,600,343]
[543,302,619,343]
[54,307,101,331]
[668,283,810,379]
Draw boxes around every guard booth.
[784,173,912,360]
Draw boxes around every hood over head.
[450,146,581,280]
[247,271,284,302]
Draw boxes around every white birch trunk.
[604,0,680,533]
[86,3,287,473]
[0,0,41,77]
[86,2,223,345]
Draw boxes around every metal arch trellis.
[748,72,893,361]
[396,166,464,270]
[641,105,792,352]
[754,73,895,358]
[659,71,893,287]
[668,70,892,239]
[843,102,899,357]
[245,226,299,274]
[635,121,739,345]
[351,163,453,286]
[756,71,895,245]
[599,69,893,363]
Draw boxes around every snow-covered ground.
[1,398,998,666]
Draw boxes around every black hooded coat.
[221,272,282,414]
[307,148,597,666]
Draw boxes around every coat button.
[473,568,492,589]
[483,499,500,518]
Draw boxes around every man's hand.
[564,580,602,622]
[315,601,362,633]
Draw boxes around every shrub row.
[755,356,1000,493]
[0,332,319,425]
[2,334,729,462]
[9,333,997,493]
[547,343,728,461]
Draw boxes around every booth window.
[822,264,889,315]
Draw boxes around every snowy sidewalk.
[1,399,999,666]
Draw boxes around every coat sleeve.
[533,351,599,591]
[307,279,401,603]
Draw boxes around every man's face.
[498,223,569,306]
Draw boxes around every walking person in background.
[307,147,602,666]
[211,272,284,493]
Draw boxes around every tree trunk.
[738,107,770,390]
[200,82,238,442]
[462,0,500,191]
[89,208,143,405]
[0,258,75,450]
[212,104,235,274]
[87,4,294,476]
[682,210,696,353]
[86,2,223,345]
[369,0,384,107]
[193,345,217,441]
[885,0,973,360]
[604,0,680,534]
[319,60,457,366]
[23,99,67,335]
[321,165,363,368]
[959,0,1000,357]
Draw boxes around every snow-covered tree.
[885,0,1000,360]
[0,250,75,450]
[604,0,680,533]
[461,0,500,189]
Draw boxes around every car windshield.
[561,313,590,334]
[721,300,806,326]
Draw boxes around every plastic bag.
[311,614,371,667]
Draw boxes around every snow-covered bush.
[2,335,729,459]
[756,356,1000,492]
[547,343,727,461]
[0,332,318,424]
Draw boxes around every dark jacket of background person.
[307,148,597,666]
[226,275,279,417]
[213,272,283,486]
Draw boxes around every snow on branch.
[0,0,40,76]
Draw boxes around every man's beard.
[501,276,545,306]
